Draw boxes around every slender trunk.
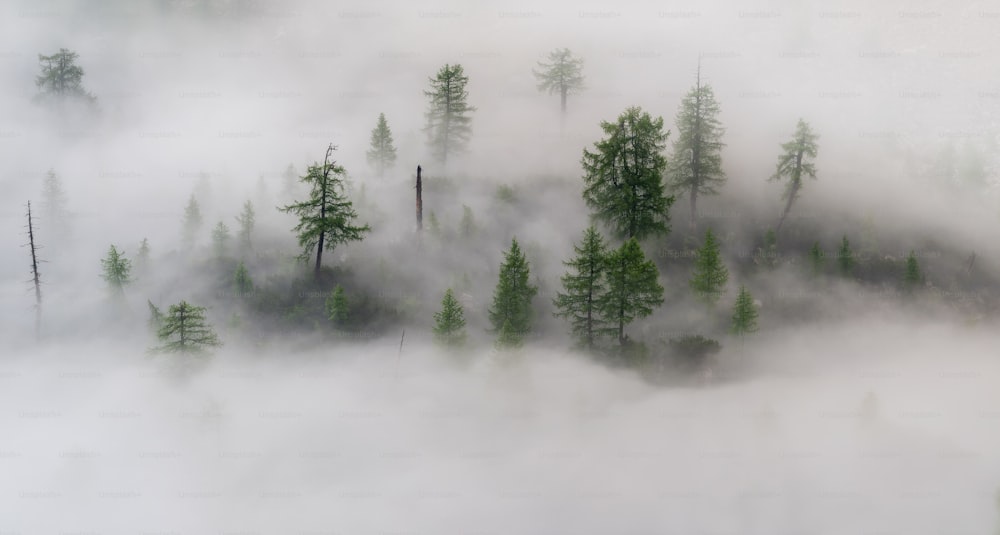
[585,262,594,350]
[618,255,626,347]
[27,202,42,338]
[560,87,567,114]
[689,188,698,232]
[775,182,799,235]
[415,165,423,232]
[315,145,333,280]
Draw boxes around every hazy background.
[2,0,1000,531]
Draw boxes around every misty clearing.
[3,1,1000,533]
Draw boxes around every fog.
[2,0,1000,532]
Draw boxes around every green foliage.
[731,285,759,337]
[582,106,673,240]
[279,146,370,275]
[837,235,855,275]
[667,71,726,227]
[533,48,585,113]
[903,251,922,292]
[152,301,221,355]
[667,335,722,373]
[808,241,824,276]
[553,226,609,350]
[233,261,253,296]
[181,194,203,250]
[690,229,729,305]
[147,300,164,331]
[100,245,132,296]
[597,238,664,347]
[235,200,255,250]
[488,238,538,347]
[424,64,476,166]
[212,221,231,258]
[771,119,819,232]
[34,48,96,106]
[495,184,516,203]
[756,229,777,268]
[495,319,522,350]
[366,113,397,178]
[326,285,349,325]
[460,205,476,239]
[433,288,467,347]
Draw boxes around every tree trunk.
[26,201,42,339]
[416,165,423,232]
[775,181,799,235]
[560,87,567,114]
[689,188,698,232]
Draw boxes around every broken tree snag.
[416,165,423,232]
[26,201,42,338]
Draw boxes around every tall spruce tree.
[553,226,609,350]
[212,221,231,258]
[488,238,538,348]
[279,144,370,280]
[181,194,203,250]
[100,245,132,297]
[582,106,673,240]
[153,301,221,354]
[366,113,397,179]
[667,64,726,232]
[433,288,467,347]
[770,119,819,234]
[424,64,476,167]
[597,238,664,347]
[690,228,729,305]
[235,200,255,250]
[34,48,96,106]
[731,285,759,340]
[233,261,253,296]
[326,285,349,326]
[533,48,585,117]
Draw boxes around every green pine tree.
[181,194,203,250]
[690,228,729,305]
[34,48,97,106]
[808,241,824,276]
[152,301,222,355]
[212,221,231,258]
[279,144,370,280]
[433,288,467,347]
[488,238,538,348]
[731,285,759,338]
[770,119,819,234]
[903,251,922,293]
[424,64,476,167]
[326,285,349,326]
[597,238,664,348]
[533,48,585,117]
[667,64,726,231]
[366,112,397,178]
[147,300,164,331]
[100,245,132,297]
[582,106,673,240]
[235,199,255,250]
[837,235,855,275]
[553,226,609,350]
[135,238,151,276]
[233,261,253,297]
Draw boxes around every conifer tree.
[212,221,231,258]
[770,119,819,234]
[279,144,370,279]
[690,228,729,305]
[488,238,538,348]
[424,64,476,167]
[34,48,96,106]
[41,169,69,234]
[366,113,397,178]
[135,238,151,275]
[147,300,164,331]
[100,245,132,297]
[235,200,255,250]
[597,238,664,348]
[553,226,608,350]
[667,64,726,231]
[533,48,585,117]
[731,285,759,339]
[153,301,221,354]
[326,285,349,326]
[756,229,778,268]
[837,235,855,275]
[902,251,922,292]
[233,261,253,296]
[433,288,467,347]
[181,194,203,250]
[582,106,673,240]
[808,241,824,276]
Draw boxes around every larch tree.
[235,200,255,250]
[100,245,132,298]
[135,238,151,277]
[424,64,476,167]
[690,228,729,305]
[770,119,819,235]
[153,301,221,355]
[366,113,397,179]
[667,64,726,232]
[34,48,96,106]
[326,285,349,326]
[212,221,231,258]
[553,226,609,350]
[596,238,664,348]
[279,144,370,280]
[533,48,585,118]
[488,238,538,348]
[233,261,253,296]
[581,106,673,240]
[731,285,759,342]
[181,194,203,250]
[433,288,467,348]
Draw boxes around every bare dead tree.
[25,201,43,338]
[415,165,423,232]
